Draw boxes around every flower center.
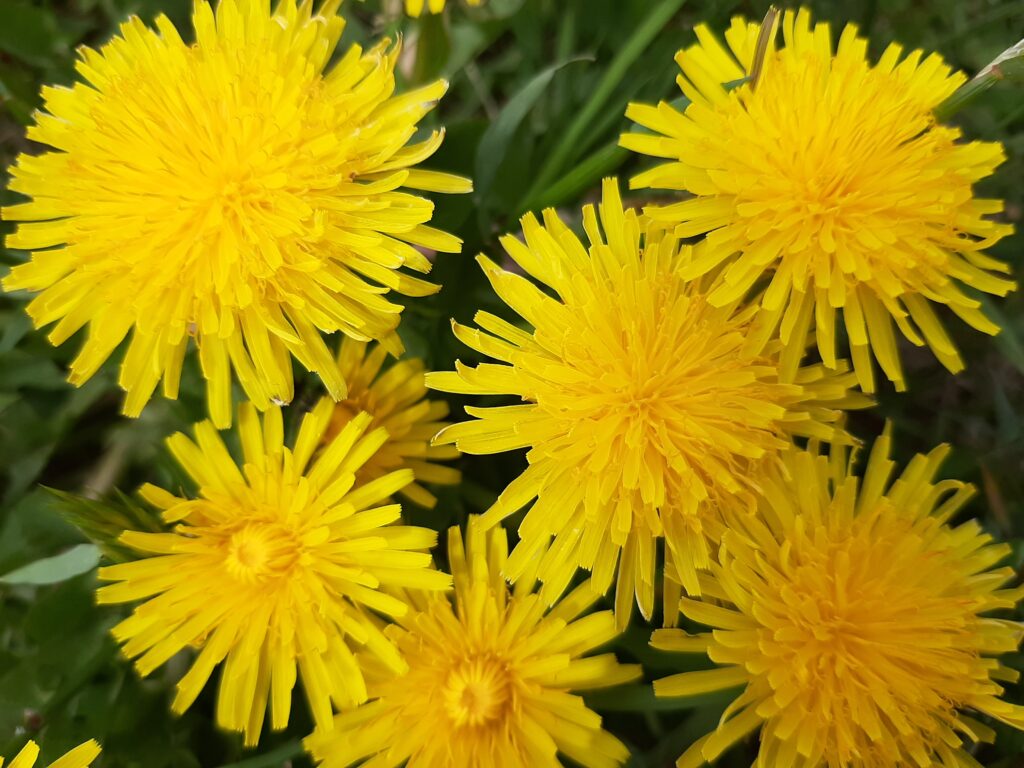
[224,522,302,583]
[442,656,512,728]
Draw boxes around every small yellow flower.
[2,0,471,428]
[621,8,1015,392]
[97,402,451,745]
[305,518,640,767]
[1,741,100,768]
[654,435,1024,768]
[428,179,867,626]
[405,0,482,16]
[324,337,460,508]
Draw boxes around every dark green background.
[1,0,1022,765]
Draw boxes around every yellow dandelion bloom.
[405,0,482,16]
[621,8,1015,393]
[324,337,460,508]
[1,741,100,768]
[305,518,640,767]
[2,0,471,429]
[428,178,867,626]
[654,435,1024,768]
[97,401,451,745]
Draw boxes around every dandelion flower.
[1,741,101,768]
[428,179,867,626]
[405,0,482,16]
[2,0,471,428]
[621,8,1015,392]
[97,401,451,745]
[305,518,640,767]
[654,435,1024,767]
[324,337,460,508]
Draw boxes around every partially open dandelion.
[1,741,100,768]
[428,179,867,626]
[305,518,639,767]
[621,8,1015,392]
[97,402,451,745]
[323,337,460,508]
[405,0,482,16]
[654,435,1024,767]
[2,0,471,428]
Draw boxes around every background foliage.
[0,0,1022,765]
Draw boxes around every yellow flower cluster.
[3,0,470,428]
[3,1,1021,767]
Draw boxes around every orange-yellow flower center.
[441,656,513,728]
[526,265,796,514]
[224,521,302,583]
[739,506,994,764]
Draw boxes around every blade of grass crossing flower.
[935,36,1024,119]
[522,0,687,209]
[748,6,780,90]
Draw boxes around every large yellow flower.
[324,336,460,508]
[428,179,867,626]
[305,519,639,767]
[1,741,100,768]
[405,0,482,16]
[621,8,1015,393]
[654,435,1024,767]
[97,402,451,745]
[2,0,470,428]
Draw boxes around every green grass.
[1,0,1022,765]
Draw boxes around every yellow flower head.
[97,402,451,745]
[305,518,640,767]
[2,0,471,428]
[324,337,460,508]
[428,179,867,626]
[654,435,1024,768]
[1,741,100,768]
[405,0,482,16]
[621,8,1015,393]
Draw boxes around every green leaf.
[523,0,688,204]
[584,684,735,713]
[978,295,1024,376]
[474,57,587,209]
[0,544,99,585]
[215,740,304,768]
[518,140,628,214]
[0,0,63,68]
[0,490,81,575]
[412,13,451,84]
[0,62,39,125]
